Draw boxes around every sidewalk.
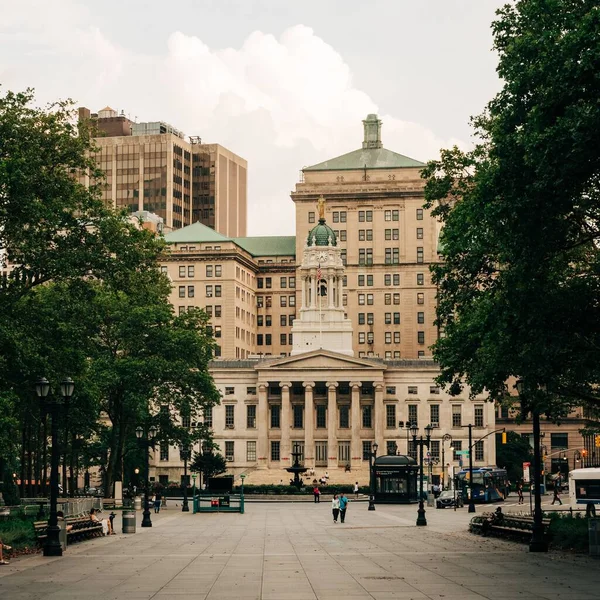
[0,503,596,600]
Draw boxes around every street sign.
[456,450,470,455]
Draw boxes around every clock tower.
[291,197,354,356]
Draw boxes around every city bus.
[456,467,509,503]
[569,468,600,515]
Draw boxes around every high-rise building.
[78,107,247,236]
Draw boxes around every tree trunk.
[20,425,26,497]
[27,423,33,498]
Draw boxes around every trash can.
[134,496,142,510]
[122,510,136,534]
[589,518,599,557]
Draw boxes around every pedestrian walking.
[0,538,12,565]
[551,486,563,505]
[332,494,340,523]
[354,481,359,499]
[313,485,321,503]
[154,492,162,513]
[517,482,524,505]
[339,493,348,523]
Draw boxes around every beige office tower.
[78,107,247,236]
[292,114,438,359]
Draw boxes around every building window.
[280,277,287,289]
[225,405,235,429]
[203,406,212,428]
[417,247,424,263]
[417,293,424,305]
[293,405,303,428]
[362,405,373,428]
[417,312,425,324]
[270,405,280,428]
[179,286,185,298]
[247,387,256,395]
[265,277,272,288]
[358,293,365,305]
[429,386,440,395]
[367,275,373,286]
[384,274,391,286]
[308,211,315,223]
[393,312,400,324]
[394,332,400,343]
[386,404,396,428]
[367,312,374,325]
[179,306,186,315]
[408,386,418,395]
[385,313,391,324]
[187,285,194,298]
[430,440,440,461]
[475,441,484,462]
[385,210,391,221]
[160,443,169,461]
[416,227,424,239]
[358,274,365,286]
[257,334,263,346]
[417,273,424,286]
[247,405,256,429]
[385,248,392,265]
[215,265,222,277]
[551,433,568,449]
[367,294,374,305]
[316,405,327,428]
[452,405,462,428]
[265,334,272,345]
[280,296,287,307]
[393,293,400,305]
[339,405,349,428]
[385,332,392,344]
[417,208,423,220]
[179,266,186,278]
[430,404,440,427]
[161,265,168,274]
[206,265,213,278]
[246,441,256,462]
[358,313,365,325]
[418,351,425,357]
[223,441,233,462]
[206,285,213,297]
[392,210,399,221]
[271,441,280,461]
[474,405,484,428]
[385,293,391,305]
[338,441,351,463]
[362,440,372,460]
[393,274,400,285]
[408,440,417,460]
[408,404,418,427]
[387,441,397,455]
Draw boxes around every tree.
[422,1,600,419]
[190,448,227,484]
[496,432,533,484]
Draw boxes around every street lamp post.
[515,380,548,553]
[368,442,379,511]
[411,423,433,526]
[36,377,74,557]
[135,425,157,528]
[180,444,191,512]
[441,434,453,490]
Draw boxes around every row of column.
[300,272,343,310]
[257,381,384,469]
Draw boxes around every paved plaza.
[0,502,597,600]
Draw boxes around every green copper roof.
[307,219,337,247]
[232,236,296,257]
[304,147,425,172]
[164,222,231,243]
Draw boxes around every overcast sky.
[0,0,506,235]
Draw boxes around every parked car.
[436,490,464,509]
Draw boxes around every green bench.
[33,515,104,546]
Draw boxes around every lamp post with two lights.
[135,425,157,527]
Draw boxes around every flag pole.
[317,264,322,349]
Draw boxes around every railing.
[11,497,103,518]
[193,493,244,514]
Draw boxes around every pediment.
[257,349,385,373]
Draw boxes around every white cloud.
[0,5,465,235]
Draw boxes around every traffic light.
[582,449,588,458]
[595,434,600,448]
[501,432,507,444]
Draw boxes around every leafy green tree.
[190,447,227,483]
[422,1,600,418]
[496,431,533,484]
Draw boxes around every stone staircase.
[237,466,371,486]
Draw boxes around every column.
[374,383,385,453]
[337,276,343,309]
[328,274,334,308]
[311,273,317,308]
[257,383,268,469]
[326,381,338,468]
[350,382,362,467]
[303,382,315,467]
[301,276,306,310]
[280,382,292,463]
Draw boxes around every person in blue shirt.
[339,493,349,523]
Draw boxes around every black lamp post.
[179,444,191,512]
[515,380,548,553]
[368,442,379,511]
[411,423,432,526]
[37,376,74,557]
[441,433,453,490]
[135,425,157,528]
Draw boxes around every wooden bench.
[33,516,104,546]
[470,513,551,540]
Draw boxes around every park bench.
[33,515,104,546]
[470,512,551,541]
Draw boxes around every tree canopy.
[422,0,600,418]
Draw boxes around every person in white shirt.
[354,482,359,499]
[331,494,340,523]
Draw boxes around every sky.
[0,0,507,236]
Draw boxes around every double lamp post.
[135,425,157,528]
[411,423,433,527]
[36,377,75,557]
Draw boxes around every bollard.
[122,510,136,534]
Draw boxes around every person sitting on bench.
[90,508,114,535]
[0,538,11,565]
[57,511,73,532]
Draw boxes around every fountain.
[285,448,309,489]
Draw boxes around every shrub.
[547,513,589,553]
[0,515,37,551]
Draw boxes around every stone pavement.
[0,502,597,600]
